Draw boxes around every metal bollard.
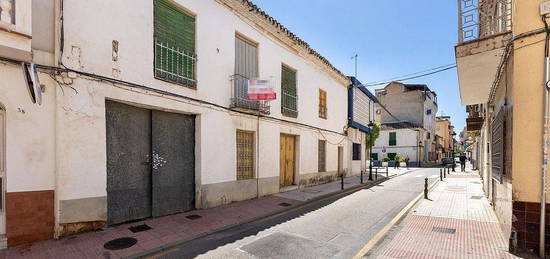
[386,166,389,177]
[360,169,363,184]
[375,167,378,180]
[440,169,443,181]
[424,177,429,199]
[341,172,344,190]
[444,167,447,178]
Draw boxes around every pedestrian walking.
[405,156,410,169]
[460,153,467,172]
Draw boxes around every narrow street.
[142,168,440,259]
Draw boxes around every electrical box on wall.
[541,1,550,16]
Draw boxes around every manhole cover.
[301,189,321,193]
[186,214,202,220]
[128,224,152,233]
[103,237,137,250]
[432,227,456,234]
[278,202,292,207]
[470,195,484,199]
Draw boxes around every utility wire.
[363,65,457,87]
[363,63,456,85]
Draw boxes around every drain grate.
[103,237,138,250]
[432,227,456,234]
[278,202,292,207]
[128,224,152,233]
[186,214,202,220]
[470,195,484,199]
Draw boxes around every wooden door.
[280,134,295,186]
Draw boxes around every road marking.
[352,178,441,259]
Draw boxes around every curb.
[352,176,441,259]
[131,169,419,259]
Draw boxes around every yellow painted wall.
[512,0,548,202]
[436,119,451,150]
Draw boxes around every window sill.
[154,75,197,90]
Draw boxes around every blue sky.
[252,0,465,132]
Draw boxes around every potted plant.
[382,156,390,167]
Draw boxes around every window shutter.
[281,65,297,117]
[389,132,397,146]
[154,0,195,52]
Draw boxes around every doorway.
[279,134,296,186]
[105,100,195,225]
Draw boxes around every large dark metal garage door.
[106,101,195,225]
[152,110,195,216]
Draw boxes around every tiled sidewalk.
[370,168,519,259]
[0,167,417,259]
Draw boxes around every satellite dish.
[22,63,42,105]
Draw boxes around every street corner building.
[455,0,550,257]
[371,82,440,167]
[0,0,379,248]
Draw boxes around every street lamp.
[452,132,457,172]
[368,121,374,181]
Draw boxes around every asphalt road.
[140,168,441,259]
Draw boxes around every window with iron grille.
[352,143,361,161]
[281,65,298,117]
[319,89,327,119]
[154,0,196,88]
[236,130,254,180]
[389,132,397,146]
[388,153,397,161]
[492,108,506,182]
[318,140,326,172]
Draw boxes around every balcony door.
[233,35,258,109]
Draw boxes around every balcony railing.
[0,0,14,25]
[230,74,270,114]
[458,0,511,43]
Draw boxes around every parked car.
[442,157,453,166]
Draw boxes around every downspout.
[541,14,550,257]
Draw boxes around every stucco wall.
[511,0,548,203]
[0,63,56,193]
[49,0,351,226]
[376,83,424,126]
[372,128,421,162]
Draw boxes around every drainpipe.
[541,42,549,259]
[541,13,550,258]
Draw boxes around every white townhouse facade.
[373,82,439,165]
[0,0,352,247]
[371,121,428,167]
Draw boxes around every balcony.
[455,0,512,106]
[0,0,32,62]
[230,74,270,114]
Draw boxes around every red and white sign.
[247,79,276,101]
